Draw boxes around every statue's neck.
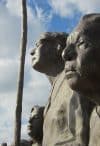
[46,71,63,85]
[45,63,64,85]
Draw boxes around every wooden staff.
[14,0,27,146]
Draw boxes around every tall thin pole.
[14,0,27,146]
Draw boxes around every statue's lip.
[65,62,76,72]
[32,54,39,61]
[64,67,77,79]
[65,70,77,79]
[32,56,36,60]
[65,70,76,74]
[27,124,32,131]
[65,67,76,73]
[31,57,37,64]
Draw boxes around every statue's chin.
[28,131,34,139]
[66,76,79,90]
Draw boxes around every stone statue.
[28,106,44,146]
[30,32,71,145]
[62,13,100,146]
[30,32,68,85]
[30,32,94,146]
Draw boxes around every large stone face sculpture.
[30,32,94,146]
[62,13,100,146]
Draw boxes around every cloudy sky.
[0,0,100,144]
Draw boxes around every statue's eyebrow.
[74,33,81,44]
[75,36,83,45]
[35,38,44,45]
[67,32,79,45]
[35,41,40,47]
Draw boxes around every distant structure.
[0,143,7,146]
[10,140,32,146]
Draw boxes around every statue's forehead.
[35,39,45,46]
[36,37,50,44]
[36,39,43,44]
[67,31,80,44]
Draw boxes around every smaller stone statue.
[28,106,44,146]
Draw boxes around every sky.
[0,0,100,145]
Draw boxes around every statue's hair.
[75,13,100,43]
[39,32,68,49]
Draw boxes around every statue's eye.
[33,115,39,119]
[35,42,41,47]
[76,38,89,50]
[31,107,34,112]
[77,38,84,46]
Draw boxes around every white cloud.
[0,59,18,92]
[0,93,16,144]
[77,0,100,13]
[0,3,21,58]
[48,0,77,17]
[49,0,100,17]
[6,0,22,17]
[34,5,53,23]
[0,0,51,145]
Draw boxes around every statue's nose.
[62,44,77,61]
[62,48,68,61]
[30,49,35,56]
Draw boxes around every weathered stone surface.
[43,71,94,146]
[89,106,100,146]
[43,71,73,146]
